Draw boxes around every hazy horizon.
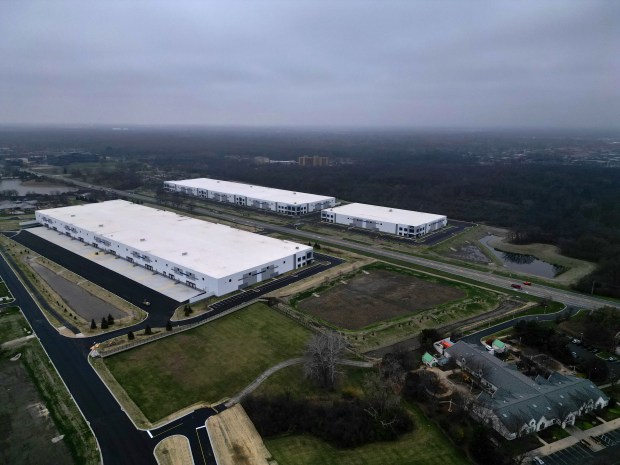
[1,1,618,129]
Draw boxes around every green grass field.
[105,303,312,421]
[254,363,371,399]
[0,281,12,298]
[0,306,31,343]
[265,403,469,465]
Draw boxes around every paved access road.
[0,255,159,465]
[39,173,615,312]
[6,231,343,465]
[34,172,619,311]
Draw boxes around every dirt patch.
[0,356,74,465]
[299,269,466,330]
[444,244,490,264]
[154,435,193,465]
[267,255,374,301]
[207,404,273,465]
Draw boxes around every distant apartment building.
[298,155,329,167]
[321,202,447,238]
[164,178,335,216]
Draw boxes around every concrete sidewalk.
[530,416,620,456]
[1,334,36,349]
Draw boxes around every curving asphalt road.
[10,172,617,464]
[3,230,343,465]
[0,254,158,465]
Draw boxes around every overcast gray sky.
[1,1,618,128]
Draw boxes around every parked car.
[609,357,617,362]
[532,457,545,465]
[572,339,581,345]
[571,352,578,358]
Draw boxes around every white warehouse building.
[35,200,314,297]
[321,203,447,238]
[164,178,336,216]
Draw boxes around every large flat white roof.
[166,178,334,205]
[37,200,312,278]
[323,202,446,226]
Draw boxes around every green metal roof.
[422,352,435,363]
[492,339,506,348]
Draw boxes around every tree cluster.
[513,321,571,364]
[243,393,413,448]
[580,307,620,352]
[91,314,115,330]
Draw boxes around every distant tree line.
[184,157,620,297]
[10,127,617,296]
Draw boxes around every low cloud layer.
[1,1,618,128]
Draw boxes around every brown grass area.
[207,404,273,465]
[268,255,374,301]
[299,269,466,329]
[154,435,194,465]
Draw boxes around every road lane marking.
[195,429,207,465]
[147,430,153,438]
[152,422,182,437]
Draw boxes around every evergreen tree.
[107,313,115,325]
[128,331,135,340]
[166,320,172,331]
[144,325,152,335]
[90,319,97,329]
[101,317,108,329]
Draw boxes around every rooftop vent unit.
[182,252,188,256]
[140,238,146,242]
[99,224,103,227]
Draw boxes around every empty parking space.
[14,229,343,328]
[209,253,342,313]
[543,443,594,465]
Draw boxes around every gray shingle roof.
[446,341,608,433]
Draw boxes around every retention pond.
[479,235,565,278]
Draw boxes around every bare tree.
[380,354,406,392]
[303,332,346,389]
[364,372,400,417]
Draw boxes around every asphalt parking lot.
[541,429,620,465]
[298,219,474,247]
[209,252,343,313]
[12,230,343,328]
[12,230,181,327]
[540,442,594,465]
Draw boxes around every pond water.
[0,179,77,195]
[479,235,565,278]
